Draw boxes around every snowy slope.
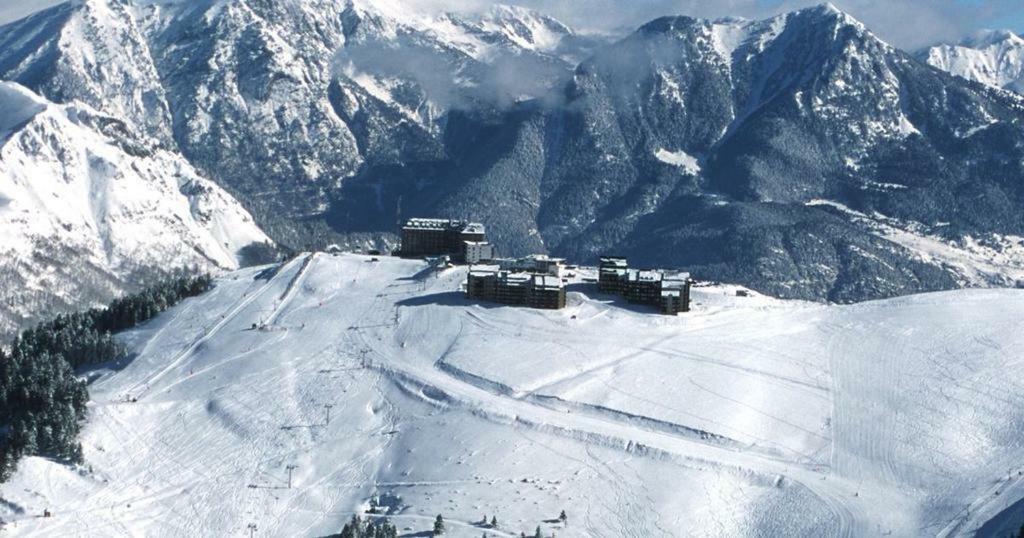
[0,82,269,339]
[922,30,1024,94]
[2,253,1022,536]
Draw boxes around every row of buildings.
[465,268,566,310]
[598,256,692,315]
[397,218,691,315]
[467,253,570,310]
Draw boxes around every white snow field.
[2,253,1024,537]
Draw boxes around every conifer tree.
[433,514,445,535]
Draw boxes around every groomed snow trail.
[3,254,1023,537]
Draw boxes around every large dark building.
[466,267,566,310]
[398,218,492,262]
[597,256,692,315]
[598,256,628,293]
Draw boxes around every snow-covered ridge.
[2,253,1023,536]
[342,0,573,60]
[0,0,174,143]
[0,82,46,139]
[336,0,579,111]
[921,29,1024,94]
[0,82,269,338]
[479,4,572,53]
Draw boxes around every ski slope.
[2,253,1024,537]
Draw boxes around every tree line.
[0,274,214,481]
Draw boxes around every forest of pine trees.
[0,274,214,481]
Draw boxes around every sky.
[0,0,1022,50]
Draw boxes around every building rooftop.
[533,275,564,290]
[403,218,456,230]
[469,267,564,290]
[462,223,485,234]
[403,218,485,234]
[630,270,663,283]
[599,256,629,268]
[469,264,501,276]
[524,254,565,263]
[501,272,533,287]
[662,272,691,286]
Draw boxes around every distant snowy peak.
[922,30,1024,93]
[478,4,572,53]
[599,2,914,153]
[333,0,582,127]
[639,3,886,66]
[340,1,574,61]
[0,82,269,337]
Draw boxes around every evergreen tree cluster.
[327,515,398,538]
[0,274,214,481]
[0,348,87,479]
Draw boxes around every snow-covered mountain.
[0,0,594,334]
[0,0,582,237]
[3,254,1024,536]
[2,0,1024,309]
[921,30,1024,94]
[0,81,269,338]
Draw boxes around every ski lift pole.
[286,465,298,489]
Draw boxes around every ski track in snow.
[127,255,307,399]
[3,254,1024,537]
